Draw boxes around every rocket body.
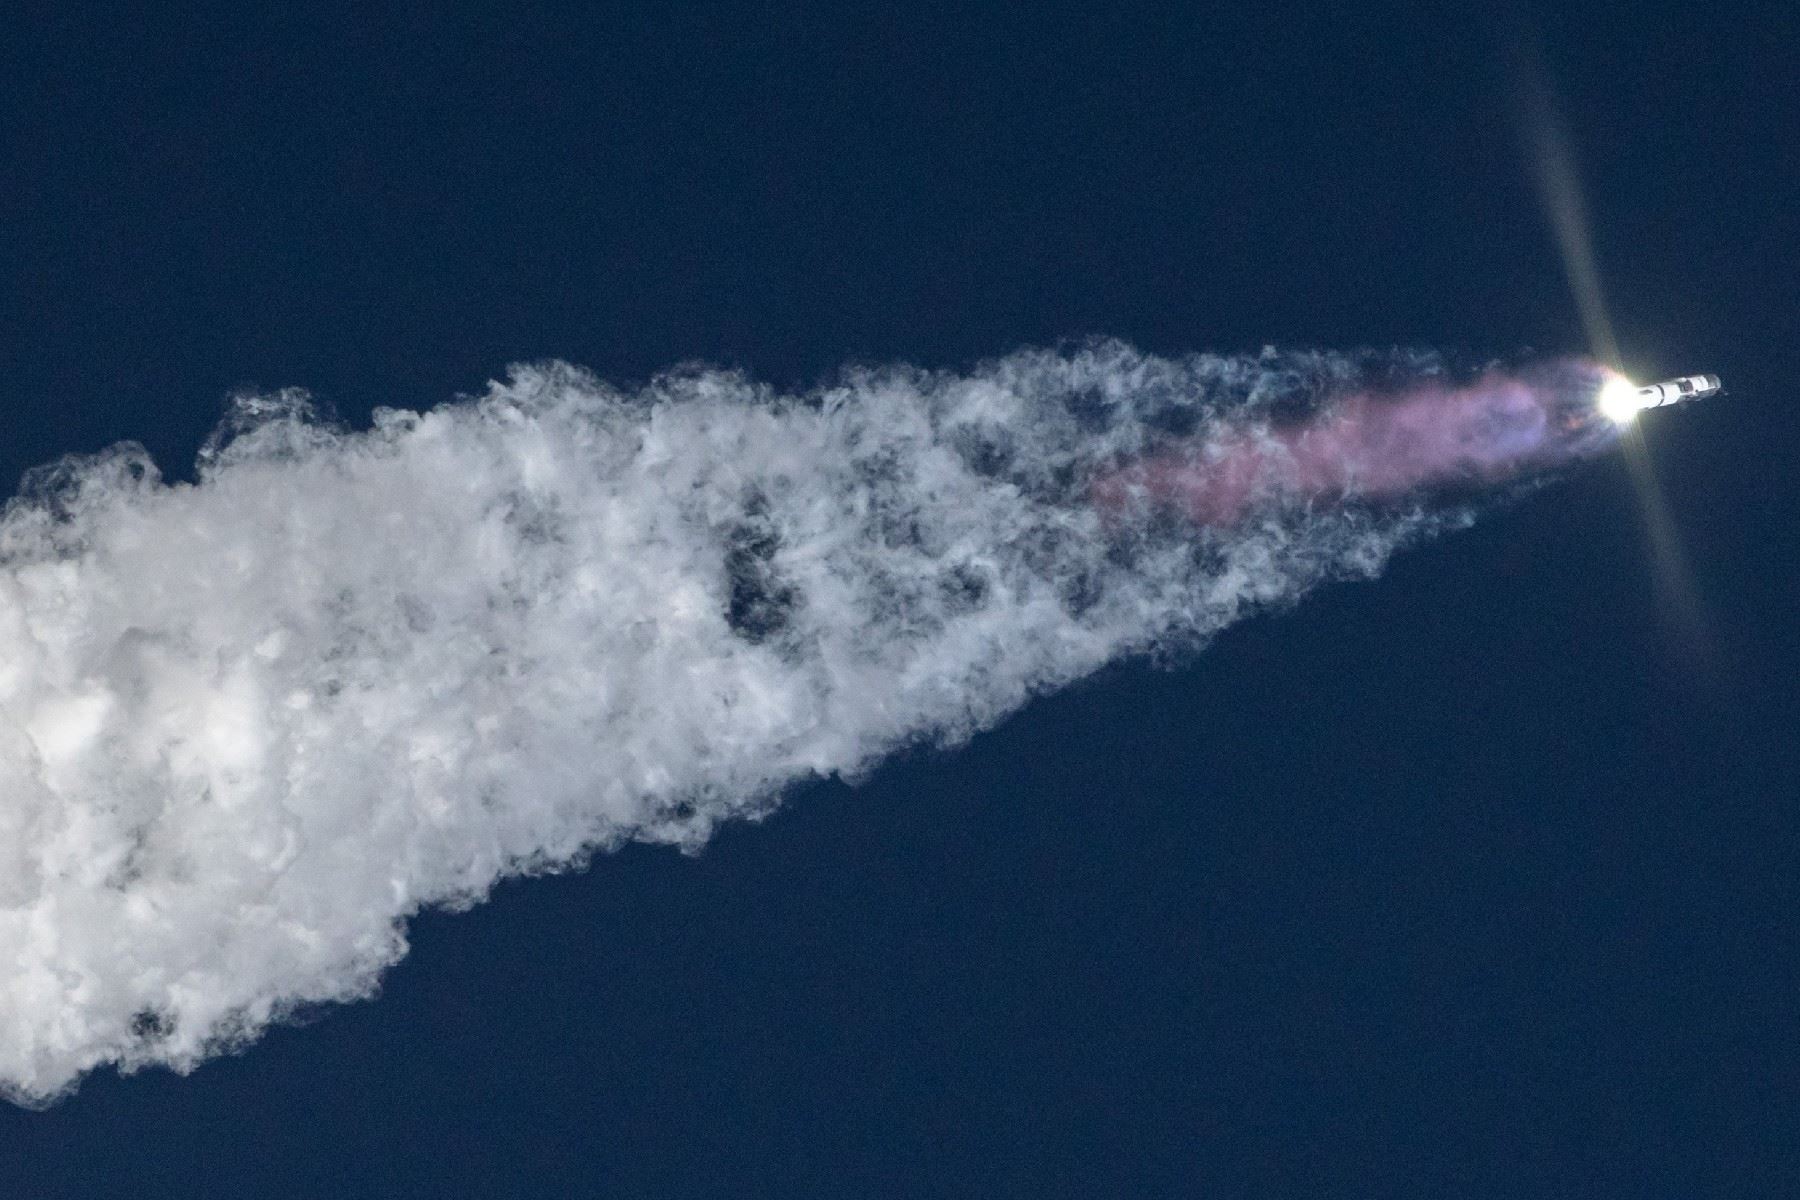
[1634,374,1722,409]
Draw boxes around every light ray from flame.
[1502,22,1713,655]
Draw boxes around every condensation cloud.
[0,342,1598,1105]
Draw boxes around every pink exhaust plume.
[1092,360,1618,526]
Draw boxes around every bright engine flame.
[1597,375,1645,425]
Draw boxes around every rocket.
[1597,373,1722,424]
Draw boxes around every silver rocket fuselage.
[1636,374,1722,409]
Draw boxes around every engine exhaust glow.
[1597,374,1646,425]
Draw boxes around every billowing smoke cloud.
[0,342,1612,1105]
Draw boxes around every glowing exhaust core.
[1597,375,1646,425]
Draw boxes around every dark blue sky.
[3,1,1797,1195]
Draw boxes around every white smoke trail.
[0,341,1455,1105]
